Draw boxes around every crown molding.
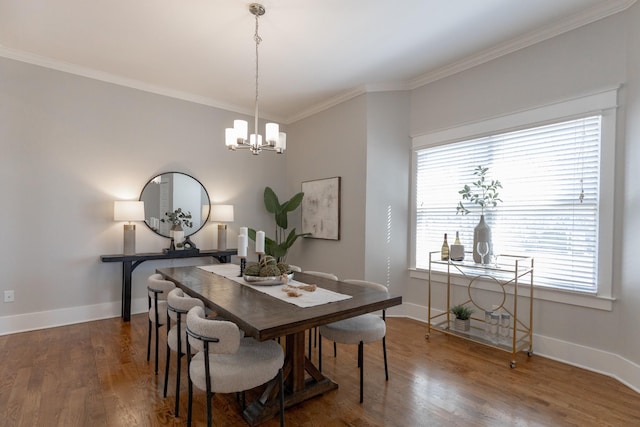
[1,0,635,125]
[408,0,637,90]
[0,44,288,123]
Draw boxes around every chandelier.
[225,3,286,155]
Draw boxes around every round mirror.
[139,172,211,238]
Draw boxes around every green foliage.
[161,208,193,229]
[249,187,311,261]
[456,165,502,215]
[450,304,474,320]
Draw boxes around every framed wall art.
[301,177,341,240]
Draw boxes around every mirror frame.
[139,171,211,238]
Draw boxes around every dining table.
[157,264,402,425]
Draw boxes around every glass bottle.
[441,233,449,261]
[454,231,461,245]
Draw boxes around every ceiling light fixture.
[225,3,286,155]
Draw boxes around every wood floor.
[1,315,639,427]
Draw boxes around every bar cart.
[425,251,534,368]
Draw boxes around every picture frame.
[301,177,341,240]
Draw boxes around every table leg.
[122,261,133,321]
[243,331,337,425]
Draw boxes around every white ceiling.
[0,0,634,123]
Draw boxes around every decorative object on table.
[248,187,310,262]
[456,165,502,263]
[113,200,145,255]
[450,231,465,261]
[224,3,287,155]
[161,208,193,250]
[440,233,449,261]
[237,228,248,276]
[242,255,294,285]
[302,177,341,241]
[451,304,474,332]
[210,204,234,250]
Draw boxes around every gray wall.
[408,6,640,371]
[0,57,285,328]
[285,95,368,279]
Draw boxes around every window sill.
[409,268,614,311]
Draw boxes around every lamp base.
[123,224,136,255]
[217,224,227,250]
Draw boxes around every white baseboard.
[2,300,639,394]
[0,297,148,336]
[395,302,640,394]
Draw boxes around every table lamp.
[114,201,145,255]
[211,204,234,250]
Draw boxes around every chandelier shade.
[225,3,286,155]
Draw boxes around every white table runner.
[198,264,352,308]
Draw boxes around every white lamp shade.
[277,132,286,150]
[249,134,262,148]
[225,128,237,147]
[211,205,234,222]
[234,120,248,141]
[265,122,279,145]
[114,201,145,222]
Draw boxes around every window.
[411,89,617,303]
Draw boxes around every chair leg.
[308,329,312,359]
[163,344,171,397]
[333,341,337,358]
[383,337,389,381]
[207,392,213,427]
[147,319,152,362]
[187,367,193,427]
[154,322,160,374]
[279,368,285,427]
[175,353,182,417]
[318,332,323,372]
[358,341,364,403]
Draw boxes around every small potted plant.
[450,304,474,332]
[161,208,193,249]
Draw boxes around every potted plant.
[249,187,311,262]
[450,304,474,332]
[456,165,502,263]
[161,208,193,248]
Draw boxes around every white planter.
[454,318,471,332]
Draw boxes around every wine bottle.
[441,233,449,261]
[450,231,465,261]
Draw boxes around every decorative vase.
[473,214,492,263]
[454,318,471,332]
[171,225,184,250]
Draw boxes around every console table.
[100,249,237,321]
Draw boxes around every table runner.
[198,264,352,308]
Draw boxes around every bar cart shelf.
[425,251,534,368]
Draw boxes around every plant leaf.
[263,187,280,214]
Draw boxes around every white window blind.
[415,115,601,293]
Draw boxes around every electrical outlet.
[4,290,14,303]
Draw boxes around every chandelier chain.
[253,11,261,138]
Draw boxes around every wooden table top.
[157,266,402,341]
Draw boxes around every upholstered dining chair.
[302,271,339,358]
[318,279,389,403]
[185,306,285,427]
[165,288,205,417]
[147,273,176,374]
